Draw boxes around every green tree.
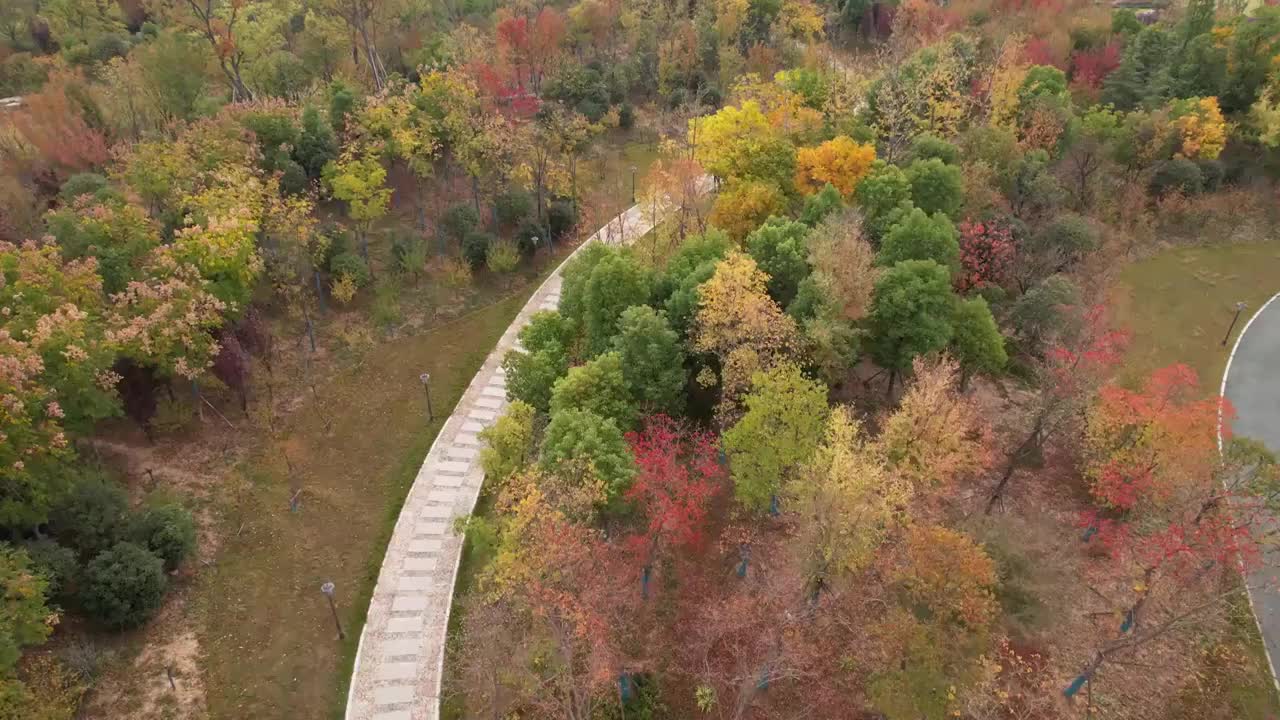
[129,504,196,572]
[503,347,568,414]
[540,409,635,500]
[723,363,829,512]
[323,153,392,267]
[855,161,913,238]
[296,106,338,180]
[558,243,613,327]
[612,306,686,416]
[904,158,963,218]
[876,207,959,270]
[866,260,956,396]
[550,352,637,430]
[0,547,53,675]
[949,297,1007,388]
[582,252,652,355]
[80,542,166,629]
[744,217,811,307]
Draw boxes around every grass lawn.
[1109,238,1280,718]
[1110,241,1280,389]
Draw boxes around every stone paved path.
[344,202,667,720]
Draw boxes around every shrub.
[547,199,579,241]
[618,103,635,129]
[88,33,131,64]
[461,230,494,269]
[441,203,480,243]
[486,238,521,274]
[516,220,551,255]
[49,476,130,559]
[80,542,167,629]
[908,134,960,165]
[329,251,371,287]
[392,234,428,278]
[130,504,197,571]
[23,539,80,601]
[331,274,357,304]
[295,105,338,179]
[371,280,402,328]
[495,189,534,227]
[0,53,49,97]
[1151,157,1204,196]
[59,173,109,202]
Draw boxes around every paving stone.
[460,421,485,434]
[402,556,437,573]
[425,488,457,504]
[374,685,415,706]
[466,409,496,422]
[415,521,448,536]
[385,616,424,634]
[454,432,480,446]
[381,639,422,658]
[392,595,429,613]
[378,662,419,681]
[373,711,412,720]
[434,474,464,488]
[396,575,435,592]
[408,538,443,553]
[481,386,504,398]
[419,505,452,520]
[445,446,478,460]
[434,460,469,475]
[474,396,502,410]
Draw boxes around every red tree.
[956,218,1016,293]
[1072,41,1122,91]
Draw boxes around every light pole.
[419,373,434,421]
[1221,301,1248,346]
[630,165,637,204]
[320,581,345,639]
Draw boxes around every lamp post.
[630,165,637,204]
[320,581,345,639]
[1221,301,1248,346]
[419,373,434,422]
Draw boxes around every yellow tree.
[807,208,878,322]
[1171,96,1228,160]
[690,100,795,188]
[875,356,988,491]
[693,252,798,417]
[788,406,911,595]
[708,180,784,241]
[794,136,877,197]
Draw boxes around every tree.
[691,100,796,188]
[793,136,876,197]
[744,217,810,307]
[1009,275,1081,352]
[559,243,613,327]
[296,106,338,180]
[866,260,956,396]
[162,0,254,101]
[895,524,998,628]
[323,153,392,268]
[876,207,960,270]
[855,161,912,238]
[503,347,567,413]
[479,400,537,490]
[955,219,1014,293]
[0,547,54,675]
[541,409,635,501]
[582,252,652,356]
[80,541,166,629]
[692,252,799,415]
[788,407,909,592]
[130,504,196,571]
[904,158,963,218]
[1170,96,1228,160]
[709,180,785,242]
[807,208,878,322]
[107,260,226,380]
[1017,212,1097,290]
[1084,364,1223,511]
[877,356,987,491]
[723,363,828,512]
[168,210,263,311]
[949,297,1007,388]
[624,415,723,573]
[550,352,637,431]
[613,307,687,416]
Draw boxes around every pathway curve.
[344,202,668,720]
[1221,291,1280,695]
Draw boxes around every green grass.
[1110,241,1280,388]
[1110,239,1280,718]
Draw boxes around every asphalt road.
[1222,292,1280,691]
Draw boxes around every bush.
[1197,159,1225,192]
[908,134,960,165]
[278,158,308,195]
[618,103,635,129]
[371,280,402,328]
[0,53,49,97]
[576,99,606,122]
[547,199,579,241]
[486,238,521,274]
[1151,157,1203,196]
[49,476,130,559]
[441,202,480,243]
[462,231,494,269]
[23,539,80,601]
[80,543,167,629]
[495,189,534,227]
[392,234,428,277]
[516,220,551,255]
[329,251,371,287]
[129,504,196,571]
[88,33,131,64]
[59,173,110,202]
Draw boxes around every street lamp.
[630,165,637,204]
[419,373,434,422]
[1221,301,1249,346]
[320,581,345,639]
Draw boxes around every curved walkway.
[343,202,670,720]
[1221,290,1280,695]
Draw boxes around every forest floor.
[73,133,662,720]
[1109,236,1280,718]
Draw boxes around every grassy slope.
[1110,239,1280,718]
